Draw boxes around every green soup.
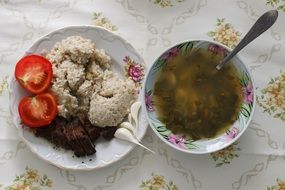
[153,49,243,140]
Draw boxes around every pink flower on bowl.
[224,127,239,142]
[145,91,154,112]
[161,47,180,61]
[168,134,187,149]
[243,82,254,104]
[124,56,144,83]
[227,127,239,138]
[208,44,226,55]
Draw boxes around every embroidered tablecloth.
[0,0,285,189]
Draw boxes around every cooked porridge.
[46,36,138,127]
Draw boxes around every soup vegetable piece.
[153,49,243,140]
[15,55,53,94]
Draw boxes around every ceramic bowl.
[143,40,256,154]
[9,25,148,170]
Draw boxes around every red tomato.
[15,55,53,94]
[18,92,58,127]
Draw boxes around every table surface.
[0,0,285,189]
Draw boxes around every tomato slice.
[15,54,53,94]
[18,92,58,127]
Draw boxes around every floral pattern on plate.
[144,40,254,153]
[124,55,145,85]
[2,167,52,190]
[139,173,178,190]
[257,71,285,121]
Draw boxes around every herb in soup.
[153,49,243,140]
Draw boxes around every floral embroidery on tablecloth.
[139,173,178,190]
[149,0,185,8]
[0,76,8,96]
[266,0,285,12]
[257,71,285,121]
[210,141,241,167]
[2,167,52,190]
[207,18,241,48]
[92,12,117,31]
[267,178,285,190]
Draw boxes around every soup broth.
[153,49,243,140]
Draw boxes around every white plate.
[9,25,148,170]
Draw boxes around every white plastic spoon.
[128,113,132,124]
[114,128,155,154]
[130,102,141,135]
[119,121,141,142]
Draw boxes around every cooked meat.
[34,114,116,157]
[83,123,101,141]
[64,118,96,157]
[77,113,101,141]
[34,117,70,149]
[101,126,117,140]
[65,127,86,157]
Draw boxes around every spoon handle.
[216,10,278,70]
[134,141,156,154]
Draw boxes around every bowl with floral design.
[143,39,256,154]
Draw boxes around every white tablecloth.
[0,0,285,189]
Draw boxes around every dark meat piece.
[34,117,70,149]
[34,113,116,157]
[82,122,101,142]
[64,118,96,157]
[77,113,101,141]
[65,128,86,157]
[77,112,87,124]
[100,126,117,140]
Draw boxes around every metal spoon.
[216,10,278,70]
